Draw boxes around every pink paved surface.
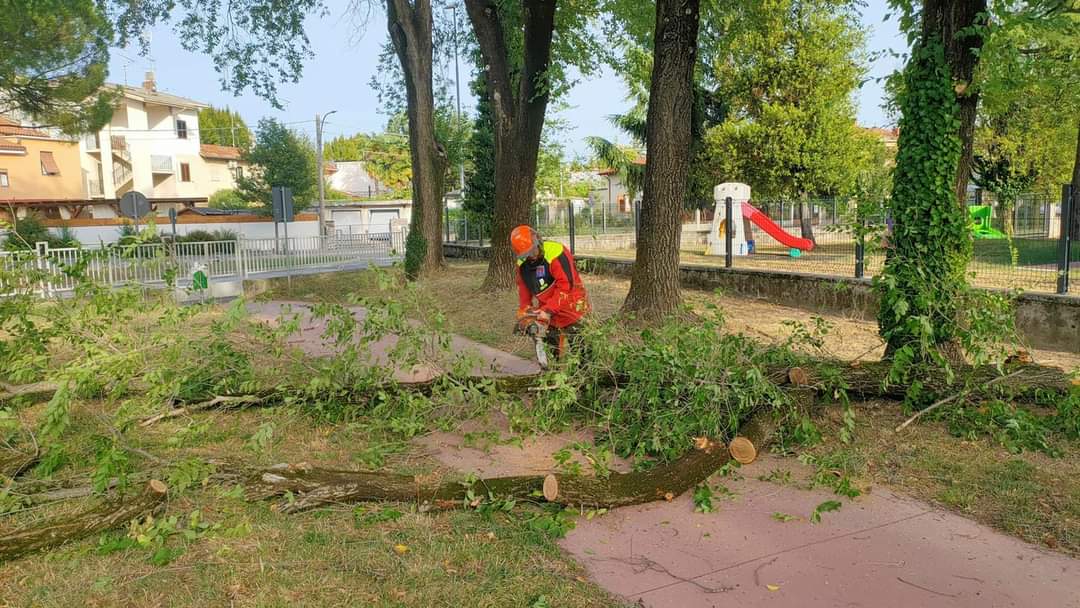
[558,453,1080,608]
[247,301,540,382]
[249,300,1080,607]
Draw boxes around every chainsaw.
[516,310,550,369]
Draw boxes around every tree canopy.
[238,118,318,211]
[696,0,875,199]
[197,107,253,150]
[0,0,116,134]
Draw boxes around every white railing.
[0,230,406,298]
[151,155,174,173]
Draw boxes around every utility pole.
[315,110,337,236]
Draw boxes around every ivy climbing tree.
[878,0,987,361]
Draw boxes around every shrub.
[3,215,75,251]
[208,188,249,210]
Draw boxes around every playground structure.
[705,182,816,257]
[969,205,1007,239]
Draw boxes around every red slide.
[741,202,815,252]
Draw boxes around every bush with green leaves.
[208,188,248,210]
[529,306,800,462]
[2,215,76,251]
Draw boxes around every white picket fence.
[0,231,406,298]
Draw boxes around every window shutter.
[40,151,60,175]
[181,163,191,182]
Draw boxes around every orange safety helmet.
[510,225,539,259]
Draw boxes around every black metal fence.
[445,188,1078,296]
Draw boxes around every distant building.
[597,156,646,215]
[861,126,899,151]
[0,117,86,221]
[326,160,391,199]
[78,72,249,218]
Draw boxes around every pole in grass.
[1058,183,1073,295]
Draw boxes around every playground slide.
[741,202,815,251]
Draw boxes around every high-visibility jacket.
[516,240,589,329]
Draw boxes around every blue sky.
[109,1,906,158]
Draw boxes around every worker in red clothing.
[510,225,590,359]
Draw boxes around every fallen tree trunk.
[0,479,168,562]
[789,360,1076,403]
[0,448,38,479]
[0,381,60,404]
[248,421,772,514]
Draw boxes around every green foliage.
[810,499,842,524]
[695,0,875,199]
[693,485,715,513]
[463,69,495,232]
[108,1,324,109]
[208,188,249,210]
[353,506,404,528]
[403,226,428,280]
[529,306,794,462]
[323,131,412,195]
[197,106,252,149]
[876,40,971,359]
[98,510,218,567]
[2,215,77,251]
[238,118,317,211]
[0,0,115,134]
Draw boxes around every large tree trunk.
[879,0,986,359]
[924,0,987,208]
[387,0,448,279]
[466,0,557,291]
[622,0,701,320]
[1071,121,1080,241]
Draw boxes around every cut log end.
[147,479,168,495]
[542,474,559,501]
[729,437,757,464]
[788,367,811,386]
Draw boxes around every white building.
[79,72,245,218]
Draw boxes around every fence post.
[725,196,733,269]
[236,237,246,280]
[1057,184,1073,295]
[634,200,641,245]
[35,241,49,298]
[568,200,576,254]
[855,218,865,279]
[779,201,785,228]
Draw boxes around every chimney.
[142,71,156,92]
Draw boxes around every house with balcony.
[0,116,88,222]
[78,72,246,218]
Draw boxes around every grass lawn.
[1,398,626,607]
[258,261,1080,556]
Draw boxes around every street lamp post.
[316,110,337,236]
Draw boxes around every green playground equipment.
[968,205,1006,239]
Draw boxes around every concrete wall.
[44,216,320,245]
[573,255,1080,354]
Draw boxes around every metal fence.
[475,190,1078,296]
[0,231,405,298]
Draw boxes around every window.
[40,151,60,176]
[176,119,188,139]
[0,169,8,187]
[180,162,191,182]
[231,165,244,181]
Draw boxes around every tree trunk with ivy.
[877,0,986,359]
[622,0,701,320]
[466,0,557,291]
[387,0,448,279]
